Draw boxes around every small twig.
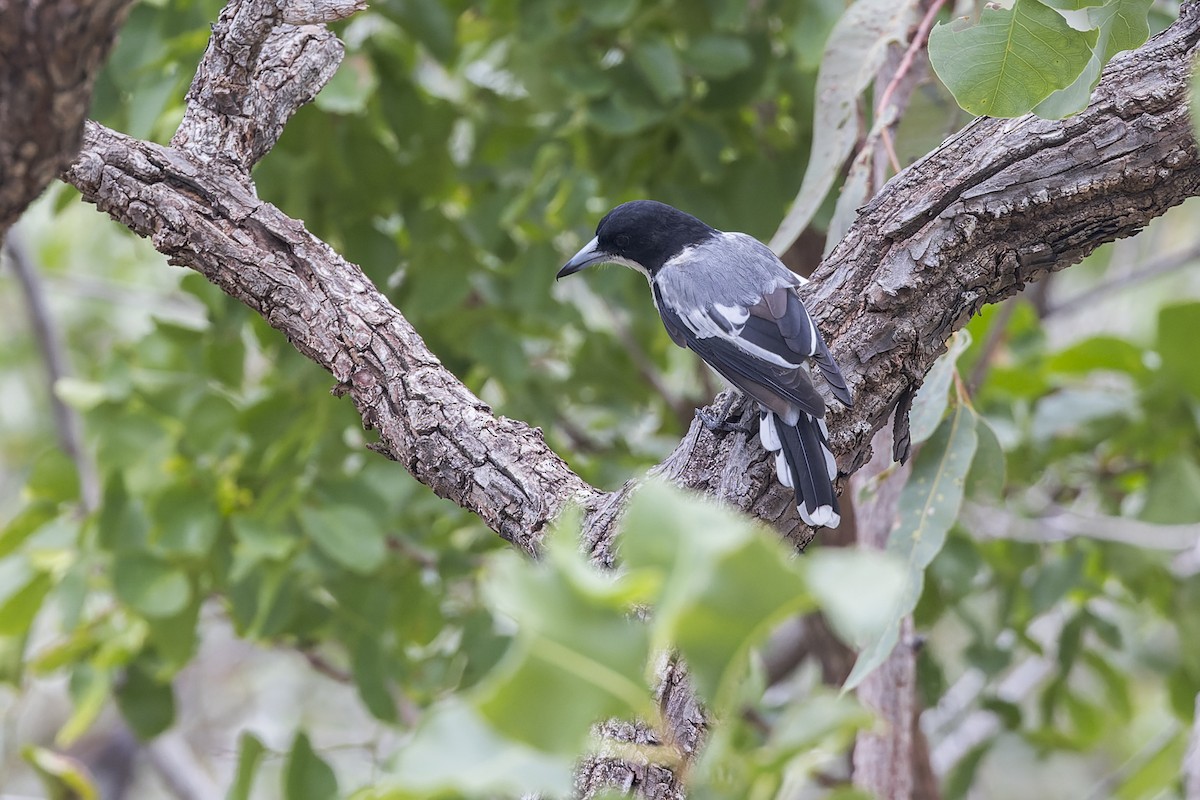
[875,0,949,175]
[3,229,101,512]
[1045,241,1200,317]
[301,649,353,683]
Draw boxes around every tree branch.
[0,0,135,239]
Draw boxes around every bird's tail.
[759,409,840,528]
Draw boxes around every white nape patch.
[774,452,793,488]
[759,413,781,451]
[662,244,700,270]
[800,504,839,528]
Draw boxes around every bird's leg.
[695,392,755,434]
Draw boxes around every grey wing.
[653,283,842,421]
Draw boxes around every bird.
[556,200,852,527]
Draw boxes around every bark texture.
[0,0,135,239]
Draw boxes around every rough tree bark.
[0,0,135,240]
[0,0,1196,797]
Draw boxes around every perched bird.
[557,200,852,527]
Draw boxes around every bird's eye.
[614,233,631,250]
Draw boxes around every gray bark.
[0,0,135,239]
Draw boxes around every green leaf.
[27,449,81,504]
[928,0,1096,118]
[152,486,220,558]
[476,531,653,753]
[227,732,267,800]
[1036,0,1151,118]
[284,732,338,800]
[57,666,112,747]
[387,699,573,797]
[769,0,919,253]
[620,480,813,711]
[632,36,686,103]
[683,34,753,78]
[581,0,638,28]
[803,550,907,649]
[23,746,99,800]
[845,397,978,690]
[1045,334,1146,377]
[115,661,175,740]
[909,330,973,444]
[964,417,1006,500]
[0,571,53,637]
[1141,455,1200,524]
[113,553,192,618]
[1156,302,1200,397]
[352,635,399,723]
[298,505,387,574]
[387,0,457,61]
[315,55,379,115]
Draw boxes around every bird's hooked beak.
[557,237,609,280]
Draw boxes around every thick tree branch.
[0,0,135,239]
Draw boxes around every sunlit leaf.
[929,0,1096,118]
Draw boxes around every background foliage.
[1,0,1199,798]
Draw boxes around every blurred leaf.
[1141,454,1200,524]
[227,732,267,800]
[476,531,652,752]
[1156,301,1200,397]
[386,0,456,62]
[152,486,220,558]
[316,55,379,115]
[633,36,686,103]
[284,732,338,800]
[352,635,399,723]
[964,417,1006,499]
[769,0,919,252]
[0,571,53,637]
[929,0,1096,117]
[803,550,907,649]
[846,396,978,689]
[115,661,175,740]
[386,699,573,797]
[27,449,81,504]
[23,746,99,800]
[909,330,973,444]
[620,480,812,710]
[1045,334,1146,377]
[582,0,638,28]
[57,666,111,747]
[298,505,387,574]
[113,553,192,618]
[683,34,753,78]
